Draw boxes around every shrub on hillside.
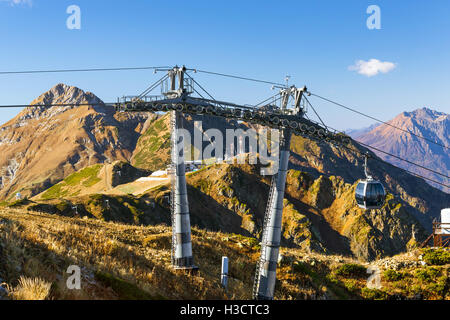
[334,263,367,278]
[414,267,440,282]
[9,276,51,300]
[361,287,389,300]
[383,269,405,282]
[7,198,30,208]
[422,248,450,266]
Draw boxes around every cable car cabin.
[355,179,386,210]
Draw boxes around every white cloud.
[1,0,32,6]
[349,59,396,77]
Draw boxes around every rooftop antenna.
[271,75,291,91]
[285,75,291,88]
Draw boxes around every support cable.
[192,87,206,100]
[342,142,448,189]
[304,96,328,130]
[191,68,285,87]
[323,125,449,188]
[185,73,218,102]
[136,74,169,99]
[310,93,449,150]
[0,66,170,75]
[253,93,282,108]
[0,102,113,108]
[356,140,449,180]
[185,73,226,109]
[304,97,450,182]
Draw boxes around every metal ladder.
[169,111,177,265]
[252,173,277,298]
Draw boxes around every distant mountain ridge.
[345,123,381,138]
[351,107,449,192]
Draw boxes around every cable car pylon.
[170,110,197,270]
[253,128,292,300]
[115,65,351,298]
[168,67,197,271]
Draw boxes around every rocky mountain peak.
[401,107,447,122]
[31,83,103,106]
[354,107,449,191]
[10,83,108,124]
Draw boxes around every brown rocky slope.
[0,84,150,200]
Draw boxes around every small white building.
[151,170,167,177]
[441,208,450,235]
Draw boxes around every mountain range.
[0,84,449,262]
[350,108,449,192]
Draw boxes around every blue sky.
[0,0,449,129]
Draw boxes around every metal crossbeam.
[116,97,350,147]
